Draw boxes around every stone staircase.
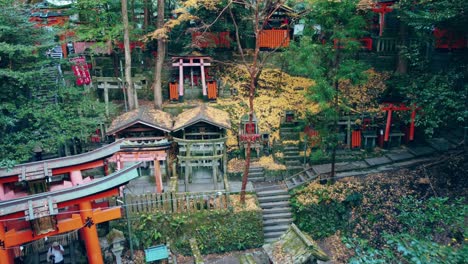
[279,126,300,141]
[283,145,303,172]
[257,185,293,243]
[284,165,319,190]
[248,166,265,182]
[35,65,61,105]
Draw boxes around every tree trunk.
[330,80,339,181]
[143,0,149,30]
[240,22,261,203]
[396,22,408,74]
[153,0,165,109]
[122,0,136,110]
[240,71,258,203]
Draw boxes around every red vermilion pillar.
[0,221,13,264]
[384,109,392,142]
[409,109,416,141]
[71,170,103,264]
[154,159,163,193]
[79,201,104,264]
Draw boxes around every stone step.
[264,224,290,232]
[284,146,300,151]
[263,212,292,220]
[285,160,302,166]
[257,189,288,197]
[262,207,291,215]
[259,201,290,209]
[263,218,293,226]
[248,172,264,177]
[264,231,287,240]
[248,176,265,182]
[258,195,290,203]
[249,166,264,172]
[280,127,297,132]
[284,155,302,160]
[305,169,317,179]
[284,151,300,155]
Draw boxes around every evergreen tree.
[0,1,108,163]
[286,0,369,178]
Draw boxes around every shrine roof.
[173,104,231,131]
[107,106,173,135]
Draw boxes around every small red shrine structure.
[371,1,394,37]
[381,102,418,143]
[0,140,140,264]
[169,56,217,101]
[239,113,268,157]
[259,5,294,49]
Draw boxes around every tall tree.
[286,0,368,179]
[0,1,108,163]
[153,0,165,109]
[122,0,137,110]
[227,0,290,203]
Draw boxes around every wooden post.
[104,84,109,116]
[200,58,207,97]
[179,59,184,99]
[384,109,392,142]
[154,159,163,193]
[213,159,218,190]
[347,116,351,149]
[410,109,416,141]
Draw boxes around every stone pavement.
[125,176,254,195]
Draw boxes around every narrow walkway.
[284,137,462,190]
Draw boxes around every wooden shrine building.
[239,113,268,157]
[106,106,173,193]
[172,105,231,191]
[169,55,218,101]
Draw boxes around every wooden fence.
[125,191,230,215]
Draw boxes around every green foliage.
[290,182,360,239]
[0,4,109,163]
[397,0,468,32]
[286,0,369,153]
[112,209,263,255]
[347,234,468,264]
[397,196,465,240]
[391,71,467,136]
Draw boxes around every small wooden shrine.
[172,104,230,191]
[239,113,268,157]
[259,5,295,48]
[169,55,217,101]
[106,106,173,193]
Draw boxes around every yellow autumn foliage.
[339,69,389,113]
[295,181,363,205]
[217,66,318,148]
[227,155,286,173]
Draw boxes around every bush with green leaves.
[112,209,263,255]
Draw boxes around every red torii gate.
[381,103,419,142]
[372,2,394,36]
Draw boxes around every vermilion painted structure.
[371,1,394,36]
[170,56,217,101]
[381,103,418,142]
[0,140,142,264]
